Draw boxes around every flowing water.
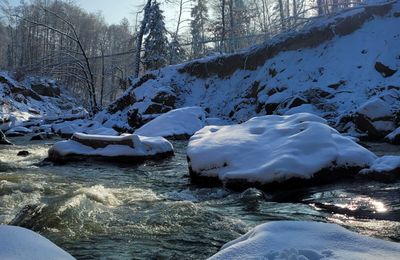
[0,137,400,259]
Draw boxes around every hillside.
[97,1,400,140]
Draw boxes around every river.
[0,136,399,259]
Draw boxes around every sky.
[8,0,185,28]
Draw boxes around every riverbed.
[0,137,399,259]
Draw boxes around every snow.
[51,133,173,157]
[386,127,400,142]
[0,225,74,260]
[356,97,393,120]
[187,113,377,184]
[5,126,33,135]
[135,107,206,138]
[209,221,400,260]
[100,1,400,137]
[360,156,400,174]
[52,119,118,136]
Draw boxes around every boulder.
[135,107,206,140]
[144,103,173,115]
[17,151,30,156]
[31,83,60,97]
[151,91,176,107]
[0,225,74,260]
[209,221,400,260]
[187,113,377,191]
[48,133,174,164]
[385,127,400,144]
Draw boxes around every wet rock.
[375,61,397,77]
[17,151,30,156]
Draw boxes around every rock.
[135,107,206,140]
[385,127,400,144]
[354,97,396,138]
[151,91,176,107]
[107,93,136,114]
[17,151,30,156]
[144,103,172,115]
[31,83,60,97]
[287,95,308,109]
[0,225,74,260]
[375,61,397,77]
[30,133,53,141]
[48,133,174,164]
[209,221,400,260]
[10,85,42,101]
[327,80,346,89]
[5,126,33,137]
[0,130,12,145]
[187,113,376,191]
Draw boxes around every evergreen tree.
[190,0,208,58]
[142,0,169,71]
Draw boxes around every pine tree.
[142,0,169,71]
[190,0,208,58]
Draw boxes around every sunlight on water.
[334,196,388,213]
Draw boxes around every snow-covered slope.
[99,1,400,139]
[0,71,86,132]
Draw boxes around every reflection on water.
[0,137,400,259]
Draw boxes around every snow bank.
[0,225,74,260]
[360,156,400,174]
[187,113,377,187]
[135,107,206,139]
[209,221,400,260]
[48,133,173,163]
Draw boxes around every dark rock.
[127,108,143,128]
[107,93,136,114]
[129,73,157,89]
[267,86,287,96]
[385,129,400,145]
[244,81,262,99]
[269,68,277,78]
[17,151,30,156]
[375,62,397,77]
[151,91,176,107]
[265,103,280,115]
[287,96,308,109]
[144,103,172,115]
[327,80,346,90]
[31,83,60,97]
[10,86,42,101]
[353,114,392,139]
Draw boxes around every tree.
[133,0,151,78]
[142,0,169,71]
[190,0,208,58]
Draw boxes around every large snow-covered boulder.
[135,107,206,139]
[187,113,377,190]
[0,225,74,260]
[209,221,400,260]
[48,133,174,164]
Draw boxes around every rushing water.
[0,137,400,259]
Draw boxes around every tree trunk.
[134,0,152,79]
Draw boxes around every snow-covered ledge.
[209,221,400,260]
[48,133,174,164]
[187,113,377,190]
[0,225,74,260]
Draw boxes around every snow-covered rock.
[209,221,400,260]
[52,119,118,138]
[0,225,74,260]
[360,156,400,175]
[4,126,33,137]
[0,71,87,132]
[187,113,377,190]
[134,107,206,139]
[386,127,400,145]
[48,133,174,164]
